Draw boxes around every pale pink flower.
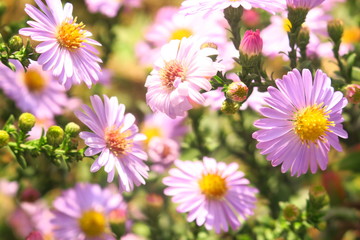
[163,157,258,233]
[85,0,142,18]
[19,0,102,89]
[0,179,18,197]
[145,37,221,119]
[148,137,180,173]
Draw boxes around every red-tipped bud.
[345,84,360,104]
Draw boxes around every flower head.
[180,0,286,16]
[75,95,148,192]
[163,157,258,233]
[19,0,102,89]
[0,60,68,118]
[240,29,263,56]
[253,69,348,176]
[52,183,123,240]
[145,37,221,118]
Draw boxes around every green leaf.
[352,67,360,82]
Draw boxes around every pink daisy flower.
[145,37,221,119]
[0,60,68,119]
[51,183,123,240]
[19,0,102,90]
[75,95,148,192]
[253,69,348,176]
[163,157,258,233]
[180,0,286,16]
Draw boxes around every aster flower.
[180,0,286,16]
[148,137,180,173]
[51,183,123,240]
[163,157,258,233]
[0,60,68,119]
[145,37,221,119]
[253,69,348,176]
[75,95,148,192]
[19,0,102,90]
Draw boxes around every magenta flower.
[145,37,221,119]
[239,29,263,57]
[180,0,286,16]
[75,95,148,192]
[163,157,258,233]
[19,0,102,90]
[0,60,68,118]
[286,0,325,9]
[51,183,123,240]
[253,69,348,176]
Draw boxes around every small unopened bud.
[201,42,218,50]
[327,19,344,43]
[309,185,329,207]
[283,204,300,222]
[19,113,36,132]
[8,35,23,51]
[226,81,248,102]
[345,84,360,104]
[0,130,10,148]
[46,126,64,147]
[298,27,310,48]
[65,122,80,137]
[221,99,240,114]
[239,29,263,57]
[109,208,127,224]
[146,193,164,209]
[242,10,260,28]
[25,231,44,240]
[20,187,41,202]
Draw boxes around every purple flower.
[0,60,68,118]
[51,183,123,240]
[75,95,148,192]
[163,157,258,233]
[19,0,102,90]
[253,69,348,176]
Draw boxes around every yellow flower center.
[159,60,185,90]
[105,126,133,156]
[78,210,106,238]
[342,27,360,44]
[56,18,86,49]
[24,69,47,92]
[198,173,227,199]
[293,104,334,143]
[170,28,193,41]
[283,18,292,32]
[141,127,162,145]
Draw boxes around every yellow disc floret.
[170,28,193,41]
[105,126,133,157]
[198,173,227,199]
[24,69,47,92]
[293,104,334,143]
[78,210,106,238]
[56,17,86,49]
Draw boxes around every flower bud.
[20,187,41,202]
[297,27,310,48]
[221,99,240,114]
[239,29,263,57]
[242,10,260,28]
[0,130,10,148]
[46,126,64,147]
[200,42,218,50]
[283,204,300,222]
[345,84,360,104]
[309,185,329,207]
[146,193,164,209]
[18,113,36,133]
[327,19,344,44]
[65,122,80,137]
[226,81,248,102]
[8,35,23,51]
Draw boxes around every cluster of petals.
[51,183,123,240]
[286,0,325,9]
[145,37,222,119]
[0,60,68,119]
[180,0,286,16]
[253,69,348,176]
[75,95,148,192]
[19,0,102,90]
[163,157,258,233]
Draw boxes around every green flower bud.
[226,81,248,102]
[283,204,300,222]
[327,19,344,44]
[309,185,329,207]
[0,130,10,148]
[46,126,64,147]
[65,122,80,137]
[297,27,310,48]
[221,99,240,114]
[8,35,23,51]
[19,113,36,133]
